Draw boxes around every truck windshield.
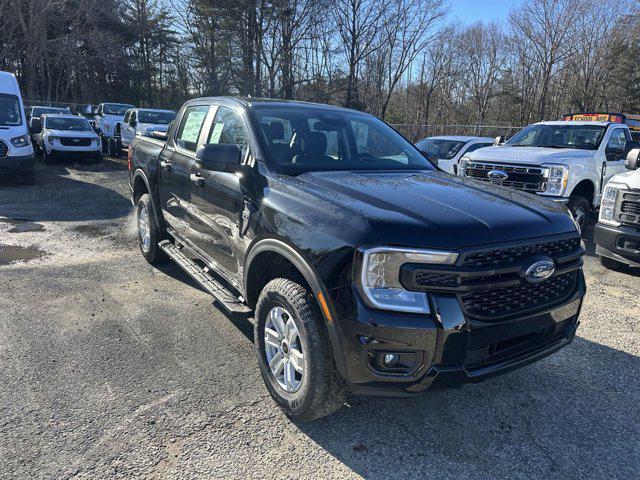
[46,117,92,131]
[0,94,22,126]
[416,138,466,159]
[104,104,134,115]
[254,107,434,173]
[138,110,176,124]
[32,107,69,117]
[507,124,606,150]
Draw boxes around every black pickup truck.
[128,97,585,420]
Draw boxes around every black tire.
[111,138,121,158]
[600,255,628,272]
[43,149,53,164]
[22,172,35,185]
[568,195,591,231]
[136,193,167,265]
[255,278,348,421]
[101,135,108,153]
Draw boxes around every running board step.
[159,240,252,318]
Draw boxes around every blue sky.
[447,0,518,25]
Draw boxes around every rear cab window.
[175,105,209,152]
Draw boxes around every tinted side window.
[206,106,248,157]
[607,129,626,150]
[176,105,209,152]
[465,142,492,153]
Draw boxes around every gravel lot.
[0,157,638,480]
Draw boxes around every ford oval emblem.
[523,258,555,283]
[488,170,509,181]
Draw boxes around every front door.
[187,105,248,282]
[602,128,629,188]
[158,104,210,239]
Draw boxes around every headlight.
[542,164,568,196]
[358,247,458,314]
[48,136,58,145]
[459,156,470,176]
[599,183,626,226]
[10,135,29,147]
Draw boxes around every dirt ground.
[0,156,638,479]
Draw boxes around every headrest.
[301,132,327,155]
[268,121,285,141]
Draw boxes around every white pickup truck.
[594,149,640,270]
[87,103,134,157]
[459,121,637,229]
[120,108,176,149]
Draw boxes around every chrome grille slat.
[465,161,547,193]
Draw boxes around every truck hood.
[470,145,595,166]
[288,170,578,249]
[609,170,640,189]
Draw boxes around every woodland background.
[1,0,639,134]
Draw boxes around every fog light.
[384,353,399,366]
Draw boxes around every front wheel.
[136,193,167,265]
[255,278,348,421]
[600,255,628,272]
[568,195,591,231]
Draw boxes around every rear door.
[158,104,210,238]
[187,104,249,283]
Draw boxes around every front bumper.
[331,271,585,397]
[48,149,101,159]
[594,222,640,267]
[0,153,35,176]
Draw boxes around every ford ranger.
[595,148,640,270]
[458,121,638,230]
[129,97,586,420]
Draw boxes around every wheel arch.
[244,237,347,378]
[132,169,164,227]
[569,179,596,207]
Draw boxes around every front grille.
[618,191,640,225]
[461,237,581,269]
[460,271,577,320]
[414,271,458,288]
[0,140,8,158]
[60,137,92,147]
[464,161,547,193]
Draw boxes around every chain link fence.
[390,124,523,142]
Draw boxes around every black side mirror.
[494,135,505,146]
[196,143,242,172]
[625,148,640,170]
[30,117,42,134]
[130,120,137,127]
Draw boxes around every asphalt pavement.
[0,156,638,479]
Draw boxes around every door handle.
[190,173,205,187]
[160,159,172,171]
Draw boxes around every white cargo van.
[0,71,34,184]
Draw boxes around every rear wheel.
[255,278,348,421]
[568,195,590,231]
[136,193,167,265]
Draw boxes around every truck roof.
[187,96,362,114]
[535,120,619,127]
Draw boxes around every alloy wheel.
[264,306,304,393]
[138,204,151,253]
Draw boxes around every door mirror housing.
[625,147,640,170]
[196,143,242,172]
[494,135,505,146]
[130,119,137,127]
[30,117,42,134]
